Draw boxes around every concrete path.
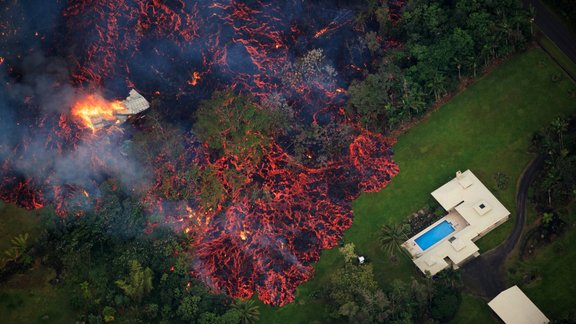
[460,155,545,299]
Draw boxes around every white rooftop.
[488,286,549,324]
[122,89,150,115]
[404,170,510,276]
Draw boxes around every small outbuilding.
[488,285,549,324]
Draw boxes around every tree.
[387,280,413,322]
[115,260,153,303]
[10,232,29,251]
[493,172,510,191]
[542,212,554,225]
[177,295,201,322]
[231,299,260,324]
[409,278,433,318]
[199,310,241,324]
[198,166,225,210]
[194,90,283,155]
[326,263,389,323]
[347,62,408,132]
[430,289,460,322]
[435,268,462,289]
[339,243,358,263]
[281,48,337,91]
[102,306,116,323]
[378,223,410,259]
[551,117,569,150]
[1,233,30,266]
[426,72,447,101]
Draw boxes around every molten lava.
[0,0,407,306]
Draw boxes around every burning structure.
[72,89,150,131]
[0,0,405,306]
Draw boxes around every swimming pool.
[415,220,455,250]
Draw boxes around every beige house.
[402,170,510,276]
[488,286,549,324]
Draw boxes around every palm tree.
[427,73,447,101]
[1,233,29,265]
[452,57,463,81]
[11,233,29,250]
[436,268,462,289]
[231,299,260,324]
[550,117,568,150]
[378,223,410,259]
[3,247,22,262]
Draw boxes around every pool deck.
[402,170,510,276]
[403,211,468,258]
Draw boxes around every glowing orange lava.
[188,71,201,86]
[239,230,250,241]
[71,94,124,131]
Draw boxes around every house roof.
[488,286,549,324]
[122,89,150,114]
[433,170,510,228]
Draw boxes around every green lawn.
[259,48,576,323]
[508,204,576,320]
[450,293,498,324]
[0,265,77,323]
[0,202,42,252]
[0,203,77,323]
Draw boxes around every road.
[525,0,576,65]
[460,155,545,299]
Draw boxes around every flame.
[71,94,125,131]
[314,26,330,38]
[188,71,201,86]
[239,230,250,241]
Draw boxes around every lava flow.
[0,0,405,306]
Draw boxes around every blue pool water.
[415,220,455,250]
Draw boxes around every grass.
[259,48,576,323]
[0,265,77,323]
[0,202,42,252]
[507,204,576,320]
[0,203,77,323]
[449,293,498,324]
